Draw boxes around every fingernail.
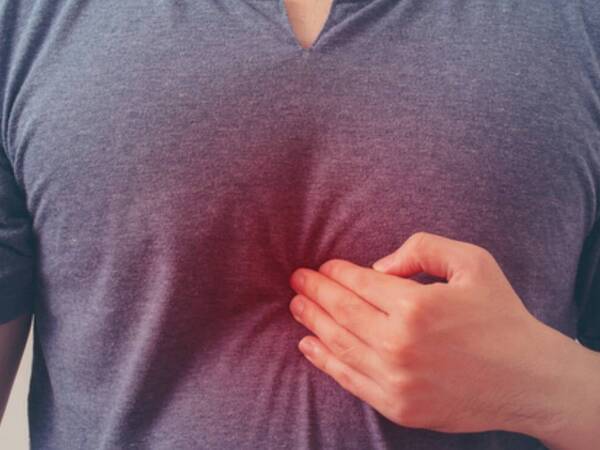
[372,255,393,272]
[290,295,305,317]
[299,338,314,355]
[293,271,305,288]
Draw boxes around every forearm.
[0,313,32,424]
[503,322,600,450]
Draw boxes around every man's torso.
[1,1,599,448]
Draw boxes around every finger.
[290,294,383,381]
[371,231,487,283]
[290,268,387,348]
[298,335,387,414]
[318,259,422,314]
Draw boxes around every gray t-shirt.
[1,0,600,448]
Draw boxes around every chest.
[283,0,334,49]
[4,1,599,331]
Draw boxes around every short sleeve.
[574,217,600,352]
[0,144,36,324]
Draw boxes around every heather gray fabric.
[1,0,600,448]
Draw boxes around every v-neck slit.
[279,0,339,53]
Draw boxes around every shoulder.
[559,0,600,49]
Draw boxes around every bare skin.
[283,0,334,49]
[0,313,32,423]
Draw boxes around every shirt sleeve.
[0,144,36,324]
[575,1,600,352]
[574,217,600,352]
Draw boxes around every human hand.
[289,231,560,435]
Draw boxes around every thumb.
[372,231,475,283]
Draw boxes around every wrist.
[496,320,568,437]
[502,321,600,449]
[537,340,600,450]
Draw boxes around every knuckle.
[409,231,429,250]
[386,372,419,397]
[379,335,404,357]
[328,361,354,392]
[333,297,361,328]
[336,368,354,390]
[381,340,413,367]
[464,246,494,277]
[402,300,430,332]
[307,276,324,301]
[319,258,346,279]
[320,355,332,376]
[353,270,372,292]
[327,330,352,356]
[337,342,366,369]
[473,245,493,265]
[300,298,316,325]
